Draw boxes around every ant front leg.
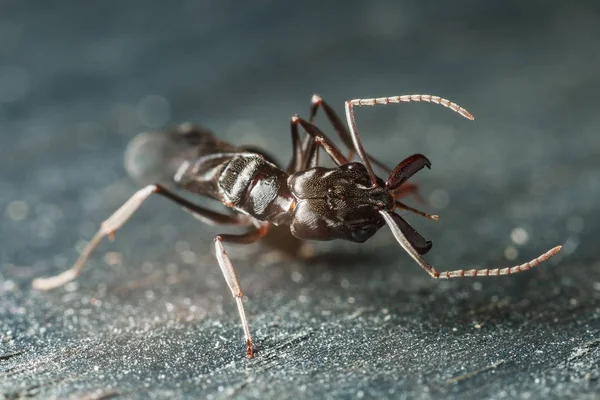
[214,223,269,358]
[392,183,426,204]
[286,98,328,173]
[32,184,244,290]
[395,200,439,221]
[287,114,309,173]
[292,115,349,167]
[287,116,327,172]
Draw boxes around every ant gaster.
[33,94,562,358]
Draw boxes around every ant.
[33,94,562,358]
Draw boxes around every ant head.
[288,158,431,247]
[288,162,390,243]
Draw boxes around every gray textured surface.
[1,1,599,399]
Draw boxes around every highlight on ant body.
[33,93,562,358]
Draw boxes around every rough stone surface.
[1,1,599,399]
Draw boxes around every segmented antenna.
[348,94,474,121]
[380,210,562,280]
[437,245,562,279]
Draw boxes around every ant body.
[33,94,562,358]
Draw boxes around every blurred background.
[1,1,599,399]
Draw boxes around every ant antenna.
[348,94,474,120]
[380,210,562,279]
[344,94,473,186]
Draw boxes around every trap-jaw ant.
[33,94,562,358]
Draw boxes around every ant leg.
[292,116,349,166]
[285,98,325,174]
[310,95,391,172]
[300,95,323,168]
[380,210,562,279]
[286,115,304,173]
[286,114,322,172]
[392,183,427,204]
[291,96,365,172]
[395,200,439,221]
[345,94,474,186]
[32,184,244,291]
[287,116,323,172]
[214,224,269,358]
[304,138,320,169]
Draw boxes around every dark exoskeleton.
[33,94,562,358]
